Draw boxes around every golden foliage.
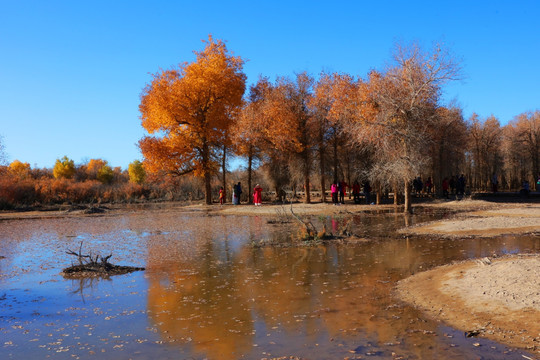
[128,160,146,184]
[9,160,31,178]
[139,35,246,181]
[53,156,76,179]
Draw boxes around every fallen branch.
[62,241,144,278]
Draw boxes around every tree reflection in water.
[144,214,538,359]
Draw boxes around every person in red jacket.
[442,178,449,199]
[253,184,263,206]
[352,180,361,204]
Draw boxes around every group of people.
[219,182,263,206]
[415,174,467,199]
[413,176,433,195]
[330,180,372,205]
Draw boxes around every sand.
[396,202,540,353]
[401,203,540,237]
[396,254,540,353]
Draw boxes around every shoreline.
[396,254,540,353]
[1,198,539,354]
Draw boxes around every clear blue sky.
[1,0,539,169]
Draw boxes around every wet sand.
[396,255,540,354]
[401,203,540,237]
[396,202,540,354]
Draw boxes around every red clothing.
[253,186,263,205]
[442,180,449,191]
[219,189,224,204]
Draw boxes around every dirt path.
[396,255,540,354]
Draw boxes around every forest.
[1,37,539,212]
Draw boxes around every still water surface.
[0,207,538,359]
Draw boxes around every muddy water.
[0,208,538,359]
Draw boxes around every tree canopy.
[139,35,246,204]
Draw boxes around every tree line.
[1,37,537,210]
[139,37,540,212]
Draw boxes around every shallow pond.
[0,207,538,359]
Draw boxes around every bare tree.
[352,42,462,212]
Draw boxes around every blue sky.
[1,0,539,169]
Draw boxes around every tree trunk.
[221,145,227,202]
[204,171,212,205]
[333,133,338,182]
[304,176,311,204]
[393,183,399,205]
[202,140,213,205]
[319,145,326,203]
[247,149,253,204]
[404,179,412,213]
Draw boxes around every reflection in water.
[0,209,537,359]
[144,213,538,359]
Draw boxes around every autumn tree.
[352,43,462,212]
[507,110,540,189]
[311,72,359,201]
[9,160,31,179]
[128,160,146,184]
[84,158,114,184]
[232,77,271,203]
[428,105,467,194]
[468,114,503,190]
[262,73,315,203]
[139,36,246,205]
[53,156,76,179]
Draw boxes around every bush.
[0,176,36,209]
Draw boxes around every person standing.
[339,180,347,204]
[425,177,433,195]
[236,182,242,204]
[253,184,263,206]
[331,182,339,205]
[219,186,225,205]
[232,183,238,205]
[491,173,498,193]
[458,174,466,196]
[442,178,449,199]
[363,181,371,204]
[352,180,361,204]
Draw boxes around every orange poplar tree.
[263,73,315,203]
[139,36,246,204]
[233,77,271,203]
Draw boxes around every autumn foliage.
[1,39,538,210]
[139,36,246,204]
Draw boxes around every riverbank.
[396,254,540,354]
[400,203,540,237]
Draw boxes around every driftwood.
[62,241,144,278]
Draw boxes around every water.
[0,207,538,359]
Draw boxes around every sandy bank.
[401,204,540,237]
[396,254,540,353]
